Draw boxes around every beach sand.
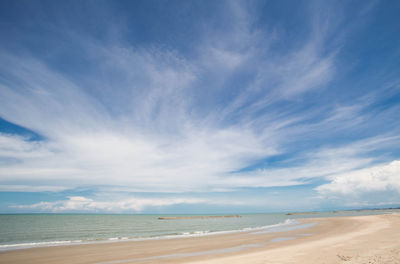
[0,214,399,264]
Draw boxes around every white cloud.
[316,160,400,195]
[0,0,398,201]
[0,133,52,159]
[0,185,68,192]
[0,122,279,191]
[11,196,244,212]
[2,131,397,193]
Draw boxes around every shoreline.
[0,213,399,263]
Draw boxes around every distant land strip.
[158,215,241,220]
[286,208,400,215]
[286,212,318,215]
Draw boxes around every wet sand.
[0,214,399,264]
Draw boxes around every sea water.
[0,209,397,251]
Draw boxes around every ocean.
[0,209,397,251]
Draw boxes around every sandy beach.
[0,213,399,264]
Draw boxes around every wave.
[0,240,83,250]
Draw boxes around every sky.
[0,0,399,214]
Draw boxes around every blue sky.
[0,0,399,214]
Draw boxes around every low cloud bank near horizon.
[317,160,400,196]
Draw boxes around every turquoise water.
[0,209,397,251]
